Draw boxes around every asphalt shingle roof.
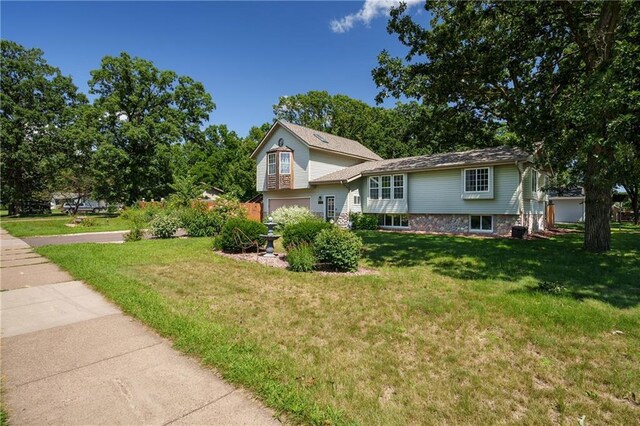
[310,146,531,184]
[279,121,382,161]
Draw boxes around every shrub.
[218,217,267,253]
[287,243,316,272]
[314,227,363,272]
[124,227,144,242]
[282,219,333,249]
[149,214,181,239]
[181,206,223,237]
[349,213,378,230]
[271,205,317,229]
[79,216,97,227]
[211,196,247,223]
[120,205,159,224]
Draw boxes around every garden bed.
[213,250,377,275]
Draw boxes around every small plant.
[535,281,566,295]
[271,205,317,229]
[349,213,378,230]
[314,227,363,272]
[287,243,316,272]
[149,214,181,239]
[210,196,247,223]
[218,217,267,253]
[181,205,223,237]
[124,226,144,242]
[79,216,97,227]
[282,218,333,249]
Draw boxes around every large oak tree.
[373,1,638,252]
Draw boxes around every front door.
[325,196,335,222]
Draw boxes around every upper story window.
[531,170,538,193]
[267,153,276,176]
[369,175,404,200]
[279,152,291,175]
[464,167,490,192]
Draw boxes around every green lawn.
[0,215,131,237]
[37,227,640,425]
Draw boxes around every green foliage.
[271,206,317,229]
[79,216,97,227]
[167,174,204,209]
[149,214,181,239]
[218,218,267,253]
[314,227,363,272]
[1,40,87,215]
[349,213,378,230]
[536,281,567,295]
[124,226,144,242]
[180,205,222,237]
[286,243,316,272]
[119,205,159,224]
[282,219,333,249]
[89,52,215,204]
[210,195,247,223]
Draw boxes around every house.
[251,120,547,235]
[548,187,585,223]
[201,187,225,201]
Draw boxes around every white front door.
[325,196,335,222]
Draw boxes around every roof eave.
[360,159,528,177]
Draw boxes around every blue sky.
[2,1,427,137]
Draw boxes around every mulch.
[213,250,377,276]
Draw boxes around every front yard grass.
[0,214,131,237]
[37,226,640,424]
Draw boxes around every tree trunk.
[583,157,612,252]
[631,192,639,225]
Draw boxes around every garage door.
[554,199,584,223]
[268,197,311,214]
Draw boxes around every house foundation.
[408,214,521,236]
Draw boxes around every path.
[22,230,127,247]
[0,229,279,425]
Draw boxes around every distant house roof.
[310,146,531,184]
[250,120,383,161]
[548,187,584,198]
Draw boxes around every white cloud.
[330,0,423,33]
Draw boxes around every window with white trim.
[378,214,409,228]
[465,168,490,192]
[369,175,405,200]
[469,215,493,232]
[267,153,276,176]
[381,176,391,199]
[531,170,538,193]
[279,152,291,175]
[369,176,379,199]
[353,195,361,205]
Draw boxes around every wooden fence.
[137,200,263,222]
[546,203,555,227]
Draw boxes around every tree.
[89,52,215,204]
[1,40,86,214]
[373,1,638,252]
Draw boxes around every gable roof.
[310,146,531,184]
[250,120,382,161]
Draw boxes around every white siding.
[349,186,362,213]
[255,127,309,191]
[361,174,408,214]
[263,185,349,219]
[554,198,585,223]
[308,150,362,181]
[407,165,520,215]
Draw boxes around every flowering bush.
[271,206,317,229]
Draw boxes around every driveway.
[0,229,279,425]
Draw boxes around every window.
[378,214,409,228]
[381,176,391,199]
[267,153,276,175]
[279,152,291,175]
[394,175,404,199]
[465,168,489,192]
[369,176,379,200]
[353,195,361,205]
[531,170,538,193]
[369,175,405,200]
[469,215,493,232]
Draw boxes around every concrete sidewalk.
[0,229,280,425]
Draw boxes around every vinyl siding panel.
[264,185,349,218]
[308,150,362,181]
[361,174,408,214]
[407,165,520,215]
[255,127,309,191]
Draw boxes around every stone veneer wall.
[522,213,546,232]
[335,213,350,228]
[408,214,519,236]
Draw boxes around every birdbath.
[261,216,280,258]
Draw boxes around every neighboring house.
[251,120,548,235]
[201,187,225,201]
[548,188,585,223]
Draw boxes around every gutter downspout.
[516,160,526,226]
